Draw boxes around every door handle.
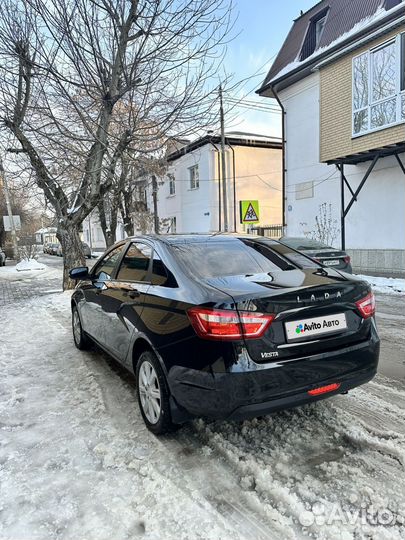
[127,289,140,299]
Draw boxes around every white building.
[82,210,125,252]
[82,131,283,248]
[258,0,405,275]
[146,131,283,234]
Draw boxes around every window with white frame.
[352,33,405,136]
[188,165,199,189]
[315,16,326,47]
[168,174,175,196]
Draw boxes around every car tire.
[72,305,91,350]
[136,350,178,435]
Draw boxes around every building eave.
[166,135,282,163]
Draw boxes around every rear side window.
[117,242,152,282]
[93,245,125,281]
[151,251,177,287]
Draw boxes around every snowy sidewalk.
[0,262,62,306]
[1,293,405,540]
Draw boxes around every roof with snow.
[257,0,404,94]
[166,132,282,163]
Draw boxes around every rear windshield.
[171,239,319,279]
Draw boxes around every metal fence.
[247,224,284,238]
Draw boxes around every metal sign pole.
[0,157,19,261]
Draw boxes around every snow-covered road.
[1,293,404,539]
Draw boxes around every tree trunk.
[121,190,134,236]
[57,221,86,290]
[98,200,116,248]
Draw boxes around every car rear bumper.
[168,335,379,422]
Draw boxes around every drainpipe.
[226,139,237,232]
[208,140,222,231]
[271,85,286,232]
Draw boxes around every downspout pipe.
[226,139,237,232]
[208,140,221,231]
[270,85,286,232]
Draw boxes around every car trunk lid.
[206,268,371,363]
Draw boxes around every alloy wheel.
[73,309,82,345]
[138,360,161,424]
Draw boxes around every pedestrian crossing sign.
[240,200,259,224]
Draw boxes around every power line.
[225,100,282,114]
[226,97,281,109]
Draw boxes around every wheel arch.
[131,337,168,378]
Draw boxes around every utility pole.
[151,175,159,234]
[219,85,228,232]
[0,157,19,260]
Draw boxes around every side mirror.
[69,266,90,280]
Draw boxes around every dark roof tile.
[261,0,388,87]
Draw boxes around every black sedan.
[279,237,353,273]
[69,234,379,434]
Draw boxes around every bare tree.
[97,149,169,246]
[0,0,234,288]
[306,203,339,246]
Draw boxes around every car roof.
[128,233,279,245]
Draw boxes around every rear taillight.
[308,383,341,396]
[343,255,351,264]
[355,292,375,319]
[187,307,274,341]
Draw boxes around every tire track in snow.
[194,388,405,539]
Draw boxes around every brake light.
[308,383,341,396]
[355,292,375,319]
[343,255,351,264]
[187,307,274,341]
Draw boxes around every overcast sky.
[224,0,316,137]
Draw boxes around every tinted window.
[93,245,124,281]
[270,242,320,269]
[117,243,151,282]
[171,240,286,279]
[280,237,333,250]
[151,251,177,287]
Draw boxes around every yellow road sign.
[240,200,259,224]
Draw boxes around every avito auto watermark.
[299,500,405,528]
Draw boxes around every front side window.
[352,34,405,135]
[117,242,152,282]
[189,165,199,190]
[93,245,124,281]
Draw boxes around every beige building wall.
[217,145,282,231]
[320,26,405,163]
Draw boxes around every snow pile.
[0,261,61,282]
[15,258,46,272]
[357,274,405,295]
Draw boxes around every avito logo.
[296,322,322,334]
[295,319,341,335]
